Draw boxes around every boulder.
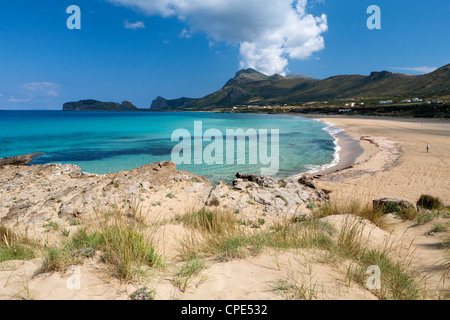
[373,198,415,212]
[298,175,317,190]
[255,176,278,188]
[236,173,259,182]
[206,181,228,207]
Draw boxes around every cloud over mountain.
[390,66,438,74]
[107,0,328,75]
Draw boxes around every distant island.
[63,100,140,112]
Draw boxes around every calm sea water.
[0,111,337,184]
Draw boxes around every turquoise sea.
[0,111,338,184]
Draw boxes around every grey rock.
[2,202,33,223]
[236,173,259,181]
[206,181,228,207]
[255,176,278,188]
[373,198,415,212]
[299,175,317,189]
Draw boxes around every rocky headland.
[63,100,139,112]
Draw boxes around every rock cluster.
[0,159,330,225]
[206,173,329,217]
[0,161,208,224]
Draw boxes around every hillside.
[150,64,450,110]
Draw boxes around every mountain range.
[150,64,450,111]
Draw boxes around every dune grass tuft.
[417,194,442,210]
[312,199,390,230]
[0,225,37,263]
[41,205,162,280]
[178,205,423,300]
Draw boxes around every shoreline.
[288,114,366,179]
[302,115,450,203]
[2,113,448,197]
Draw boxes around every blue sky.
[0,0,448,110]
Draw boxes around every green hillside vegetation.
[150,64,450,113]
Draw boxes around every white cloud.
[21,82,60,97]
[179,28,192,39]
[124,20,146,30]
[8,82,60,103]
[391,66,438,74]
[107,0,328,75]
[0,93,4,97]
[8,96,33,103]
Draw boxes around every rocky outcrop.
[150,97,169,110]
[0,153,42,167]
[298,175,317,190]
[0,159,329,225]
[0,161,209,224]
[373,198,415,213]
[150,97,197,111]
[207,173,329,217]
[63,100,138,111]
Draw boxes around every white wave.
[295,119,342,176]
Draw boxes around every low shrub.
[417,195,441,210]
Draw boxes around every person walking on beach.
[427,143,430,153]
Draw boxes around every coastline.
[300,115,450,204]
[288,115,366,179]
[2,111,448,203]
[1,114,449,301]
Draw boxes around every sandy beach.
[305,116,450,205]
[1,115,449,301]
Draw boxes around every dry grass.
[178,207,335,262]
[177,206,423,300]
[0,225,38,263]
[312,199,391,230]
[41,203,162,280]
[327,218,422,300]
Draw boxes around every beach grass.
[178,208,336,262]
[172,254,207,293]
[417,194,442,211]
[312,199,390,230]
[41,205,162,280]
[178,206,423,300]
[0,225,38,263]
[329,218,421,300]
